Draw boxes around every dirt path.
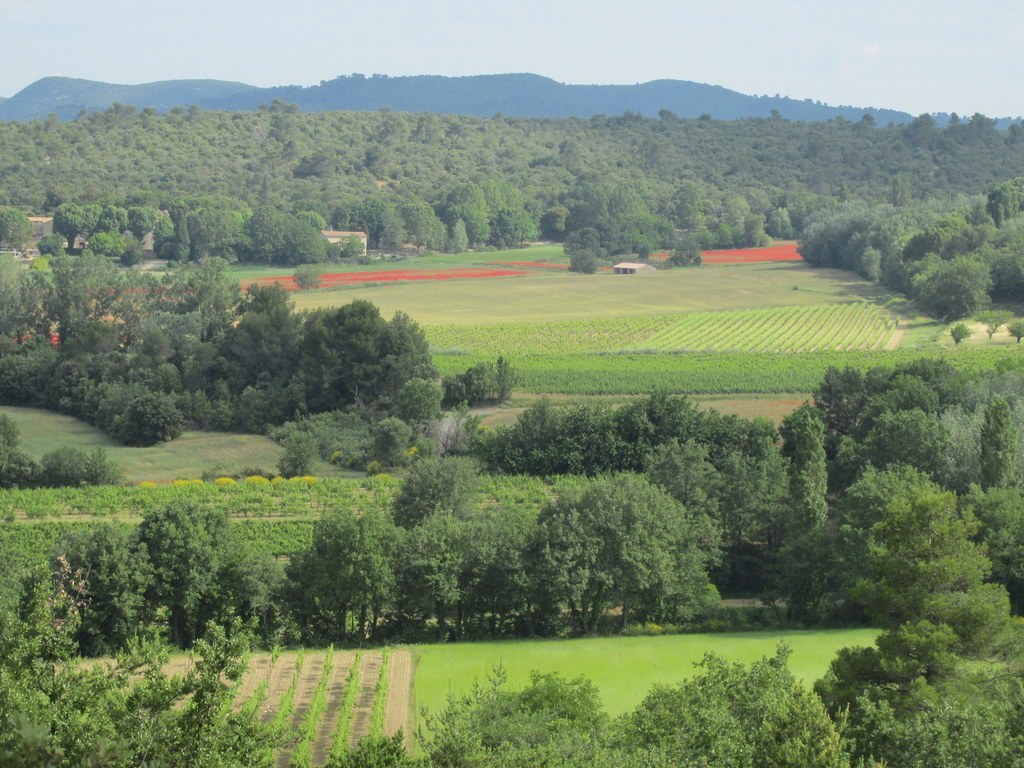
[885,318,908,350]
[310,653,355,768]
[276,655,326,768]
[233,654,273,710]
[261,654,302,723]
[383,650,414,747]
[347,652,383,748]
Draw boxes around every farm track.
[310,656,353,767]
[234,654,272,710]
[384,651,413,746]
[276,656,326,767]
[348,653,384,748]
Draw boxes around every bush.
[36,234,65,256]
[392,455,480,527]
[370,417,414,468]
[37,447,123,487]
[101,388,184,447]
[277,432,319,477]
[293,264,321,289]
[568,250,599,274]
[395,378,443,424]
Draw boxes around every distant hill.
[0,77,257,121]
[0,73,1018,127]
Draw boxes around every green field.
[0,405,353,483]
[287,258,891,323]
[427,303,898,354]
[436,345,1024,395]
[411,629,878,721]
[251,247,1020,397]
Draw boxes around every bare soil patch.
[348,652,383,748]
[311,653,355,767]
[384,650,414,747]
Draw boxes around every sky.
[3,0,1022,117]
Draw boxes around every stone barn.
[613,262,657,274]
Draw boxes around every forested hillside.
[2,105,1023,217]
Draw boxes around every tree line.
[0,253,475,462]
[798,175,1024,319]
[2,105,1024,264]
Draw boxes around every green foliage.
[979,396,1017,489]
[780,405,828,530]
[394,378,443,424]
[977,308,1014,338]
[913,255,992,321]
[0,575,275,766]
[278,430,319,477]
[37,446,124,487]
[136,499,234,646]
[532,474,719,632]
[619,646,847,768]
[950,322,971,344]
[442,357,517,407]
[0,207,30,249]
[35,234,65,256]
[392,456,480,528]
[294,263,321,289]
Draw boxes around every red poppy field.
[649,243,802,264]
[246,267,527,291]
[490,260,569,269]
[699,243,802,264]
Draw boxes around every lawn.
[411,629,878,721]
[0,406,349,483]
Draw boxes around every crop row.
[0,477,384,521]
[0,474,566,523]
[435,346,1024,395]
[425,303,897,356]
[0,476,576,569]
[425,315,679,354]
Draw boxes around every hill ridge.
[0,71,988,125]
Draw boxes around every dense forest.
[1,105,1023,243]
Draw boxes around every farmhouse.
[321,229,368,254]
[613,262,657,275]
[28,216,53,238]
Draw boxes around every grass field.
[287,259,891,323]
[0,406,352,483]
[411,630,878,723]
[437,345,1024,395]
[152,629,875,758]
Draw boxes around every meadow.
[231,244,1023,399]
[0,406,353,483]
[412,629,878,723]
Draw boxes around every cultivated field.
[426,303,898,354]
[162,648,411,764]
[148,628,875,761]
[235,244,1018,399]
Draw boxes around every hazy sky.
[3,0,1022,117]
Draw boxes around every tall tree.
[979,396,1017,489]
[780,406,828,531]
